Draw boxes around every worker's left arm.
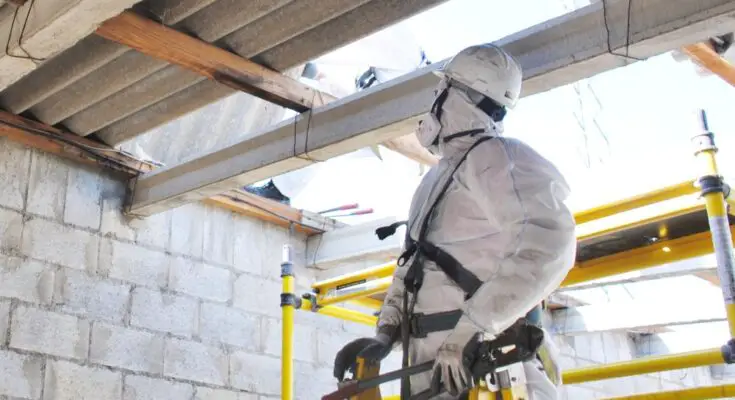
[456,137,577,339]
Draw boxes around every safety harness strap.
[409,309,463,338]
[399,135,494,297]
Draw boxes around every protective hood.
[415,80,503,158]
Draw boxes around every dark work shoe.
[243,180,291,205]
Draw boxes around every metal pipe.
[281,244,295,400]
[561,228,729,287]
[573,181,698,225]
[317,277,392,307]
[693,110,735,336]
[299,298,377,326]
[562,348,724,384]
[311,261,396,293]
[604,383,735,399]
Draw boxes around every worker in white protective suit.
[333,43,577,399]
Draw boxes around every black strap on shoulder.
[401,135,493,296]
[418,241,482,298]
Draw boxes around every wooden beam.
[203,189,342,235]
[0,109,337,234]
[95,10,435,165]
[682,42,735,87]
[0,110,154,175]
[95,11,331,112]
[382,135,438,165]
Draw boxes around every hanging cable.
[601,0,644,63]
[4,0,46,64]
[292,90,325,164]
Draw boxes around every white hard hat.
[435,43,522,109]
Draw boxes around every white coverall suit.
[376,84,577,399]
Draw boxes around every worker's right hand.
[333,327,396,381]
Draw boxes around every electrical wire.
[601,0,644,63]
[292,90,325,164]
[5,0,45,63]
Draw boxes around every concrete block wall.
[553,330,714,399]
[0,138,372,400]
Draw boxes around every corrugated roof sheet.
[0,0,446,147]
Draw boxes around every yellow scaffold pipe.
[693,110,735,337]
[281,244,295,400]
[562,348,725,385]
[299,297,377,326]
[604,383,735,399]
[573,181,699,225]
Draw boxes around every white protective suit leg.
[524,358,560,400]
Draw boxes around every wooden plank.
[682,42,735,87]
[382,135,438,165]
[95,11,331,112]
[0,110,154,175]
[204,189,327,235]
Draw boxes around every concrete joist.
[0,0,142,92]
[552,299,727,335]
[127,0,735,216]
[306,217,404,269]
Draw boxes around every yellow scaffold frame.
[280,121,735,399]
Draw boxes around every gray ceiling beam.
[127,0,735,216]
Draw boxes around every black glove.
[333,326,397,381]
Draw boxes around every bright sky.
[283,0,735,352]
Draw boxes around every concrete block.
[59,269,130,323]
[169,258,231,302]
[560,385,598,400]
[233,274,281,317]
[203,206,234,266]
[195,387,241,400]
[294,361,337,400]
[43,360,122,400]
[10,306,89,360]
[98,239,169,288]
[21,218,98,271]
[232,218,265,275]
[315,329,354,367]
[130,287,198,338]
[0,350,43,399]
[26,151,69,221]
[90,322,164,374]
[170,203,204,258]
[263,318,315,363]
[0,140,30,211]
[64,166,102,230]
[131,210,171,250]
[230,352,280,395]
[99,175,135,241]
[0,208,23,255]
[298,310,346,334]
[0,256,55,304]
[0,300,8,345]
[199,302,259,350]
[123,375,193,400]
[261,225,290,281]
[164,337,228,386]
